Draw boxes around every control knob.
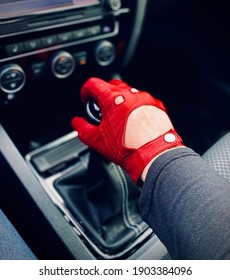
[0,64,26,99]
[95,41,116,66]
[51,51,76,79]
[103,0,121,11]
[86,99,102,125]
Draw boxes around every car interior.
[1,0,230,260]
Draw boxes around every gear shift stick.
[54,142,147,255]
[85,99,102,125]
[54,94,148,255]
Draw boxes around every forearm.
[139,147,230,259]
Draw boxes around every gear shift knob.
[86,99,102,125]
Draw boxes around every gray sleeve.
[139,147,230,259]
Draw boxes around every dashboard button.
[74,51,88,66]
[41,35,58,47]
[24,39,41,51]
[86,25,101,36]
[6,43,24,56]
[31,62,47,77]
[72,28,88,40]
[58,32,73,43]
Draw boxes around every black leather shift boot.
[54,151,148,255]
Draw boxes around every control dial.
[0,64,26,98]
[103,0,121,11]
[95,41,116,66]
[51,51,76,79]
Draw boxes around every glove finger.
[71,116,98,146]
[80,77,117,105]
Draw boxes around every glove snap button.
[130,88,139,93]
[115,95,125,105]
[164,133,176,143]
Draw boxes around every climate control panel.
[0,0,134,103]
[0,38,116,99]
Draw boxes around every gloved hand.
[72,77,183,184]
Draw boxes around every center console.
[0,0,169,259]
[0,0,146,147]
[25,131,152,259]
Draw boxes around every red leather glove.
[72,77,183,184]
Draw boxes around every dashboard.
[0,0,147,151]
[0,0,169,260]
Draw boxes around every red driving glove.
[72,77,183,184]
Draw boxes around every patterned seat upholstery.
[203,132,230,182]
